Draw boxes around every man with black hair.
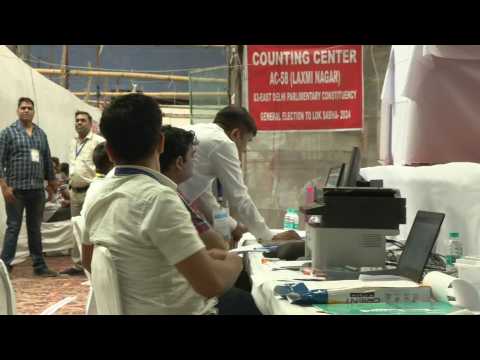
[160,125,227,250]
[179,105,300,244]
[62,110,104,276]
[82,94,244,315]
[0,97,58,277]
[60,163,69,180]
[92,141,113,177]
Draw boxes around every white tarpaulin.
[360,163,480,257]
[0,45,101,259]
[380,45,480,165]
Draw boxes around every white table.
[241,231,343,315]
[239,231,449,315]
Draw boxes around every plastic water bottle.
[283,208,293,230]
[213,203,232,242]
[291,209,300,230]
[305,182,315,204]
[446,232,463,272]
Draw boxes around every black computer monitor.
[341,146,361,187]
[324,163,345,187]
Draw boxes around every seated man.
[43,186,71,223]
[160,126,261,313]
[160,125,228,251]
[44,157,71,223]
[59,162,69,183]
[82,94,244,315]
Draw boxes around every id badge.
[31,149,40,163]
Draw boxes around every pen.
[292,278,325,281]
[276,278,325,282]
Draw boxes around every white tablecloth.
[240,230,324,315]
[4,219,74,265]
[360,163,480,257]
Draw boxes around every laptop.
[324,210,445,282]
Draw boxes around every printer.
[301,186,406,270]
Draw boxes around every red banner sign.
[246,45,363,131]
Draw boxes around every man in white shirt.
[62,111,105,275]
[83,94,243,315]
[179,106,300,243]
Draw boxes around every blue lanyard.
[75,140,88,159]
[114,167,159,182]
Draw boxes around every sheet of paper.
[359,274,410,281]
[423,271,480,311]
[229,244,264,254]
[237,229,306,247]
[268,260,311,270]
[423,271,456,302]
[452,279,480,311]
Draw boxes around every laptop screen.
[397,211,445,282]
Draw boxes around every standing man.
[179,105,301,243]
[62,110,104,275]
[0,97,58,277]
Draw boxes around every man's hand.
[47,190,54,202]
[1,185,16,204]
[47,179,59,193]
[231,223,248,243]
[207,248,229,261]
[271,230,302,242]
[207,248,243,272]
[46,179,58,201]
[225,252,244,272]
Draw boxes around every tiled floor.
[10,256,90,315]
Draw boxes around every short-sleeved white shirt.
[82,165,217,315]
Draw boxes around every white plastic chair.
[0,260,16,315]
[71,216,84,264]
[90,246,123,315]
[85,287,97,315]
[71,216,97,315]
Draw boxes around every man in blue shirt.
[0,97,58,277]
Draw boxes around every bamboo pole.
[84,62,93,102]
[72,91,228,99]
[35,68,227,84]
[60,45,69,89]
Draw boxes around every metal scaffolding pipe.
[35,68,227,84]
[72,91,228,99]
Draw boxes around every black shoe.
[34,268,58,277]
[59,267,84,276]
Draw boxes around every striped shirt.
[0,120,55,190]
[178,190,210,235]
